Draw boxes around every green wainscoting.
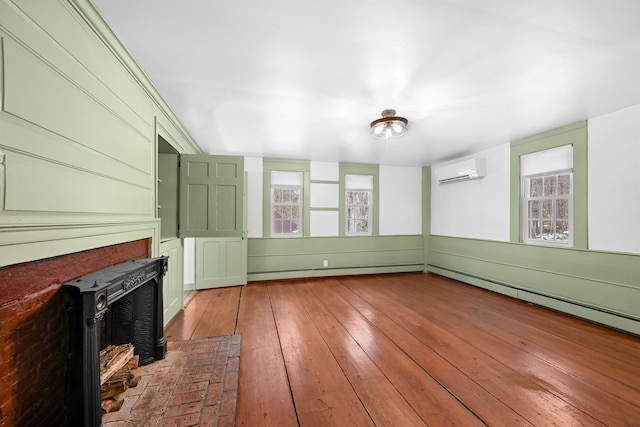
[248,235,424,281]
[159,238,184,326]
[427,235,640,335]
[0,0,201,267]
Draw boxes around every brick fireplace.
[0,239,150,427]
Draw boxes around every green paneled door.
[179,155,244,238]
[183,158,248,289]
[195,237,247,288]
[158,153,179,239]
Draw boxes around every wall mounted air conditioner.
[435,157,486,184]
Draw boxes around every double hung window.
[521,145,573,246]
[271,171,303,237]
[345,174,373,235]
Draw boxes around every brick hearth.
[103,334,241,427]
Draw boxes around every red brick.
[183,364,215,375]
[164,401,202,418]
[223,371,238,391]
[219,390,237,416]
[210,366,226,382]
[205,382,223,405]
[226,356,239,372]
[102,335,239,425]
[214,350,229,366]
[189,351,217,360]
[218,413,236,427]
[0,240,149,427]
[178,373,212,384]
[192,345,219,354]
[161,413,201,427]
[173,380,208,394]
[199,404,221,425]
[168,389,207,407]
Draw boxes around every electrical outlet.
[323,260,329,268]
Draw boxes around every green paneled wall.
[0,0,200,266]
[425,122,640,335]
[248,235,424,281]
[427,235,640,334]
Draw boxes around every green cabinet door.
[179,155,244,238]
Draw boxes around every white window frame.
[345,174,373,236]
[270,171,303,238]
[520,145,573,247]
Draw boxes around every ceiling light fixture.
[370,109,408,139]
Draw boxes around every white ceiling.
[94,0,640,166]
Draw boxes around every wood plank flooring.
[164,273,640,426]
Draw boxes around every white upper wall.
[245,159,423,237]
[310,161,339,181]
[379,165,422,235]
[431,144,511,241]
[244,156,263,238]
[588,104,640,254]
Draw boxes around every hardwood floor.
[164,273,640,426]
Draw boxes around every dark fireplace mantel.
[63,257,168,427]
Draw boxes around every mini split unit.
[434,157,487,184]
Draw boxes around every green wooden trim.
[159,238,184,326]
[422,166,431,270]
[510,121,587,248]
[309,179,339,184]
[248,235,423,278]
[0,36,4,112]
[67,0,202,155]
[338,163,379,236]
[0,219,160,267]
[262,158,310,237]
[426,235,640,334]
[248,264,424,281]
[310,207,340,212]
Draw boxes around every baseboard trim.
[248,264,424,282]
[427,264,640,335]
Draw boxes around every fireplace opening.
[100,279,157,365]
[63,257,168,427]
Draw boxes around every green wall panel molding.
[510,121,588,248]
[247,235,423,280]
[156,116,202,155]
[0,219,161,268]
[0,16,153,140]
[422,166,431,270]
[69,0,202,155]
[3,152,153,214]
[0,0,200,268]
[249,265,424,282]
[427,235,640,334]
[3,37,153,172]
[159,238,184,326]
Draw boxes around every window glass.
[345,174,373,235]
[523,172,572,245]
[271,171,303,237]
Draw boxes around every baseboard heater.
[427,264,640,324]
